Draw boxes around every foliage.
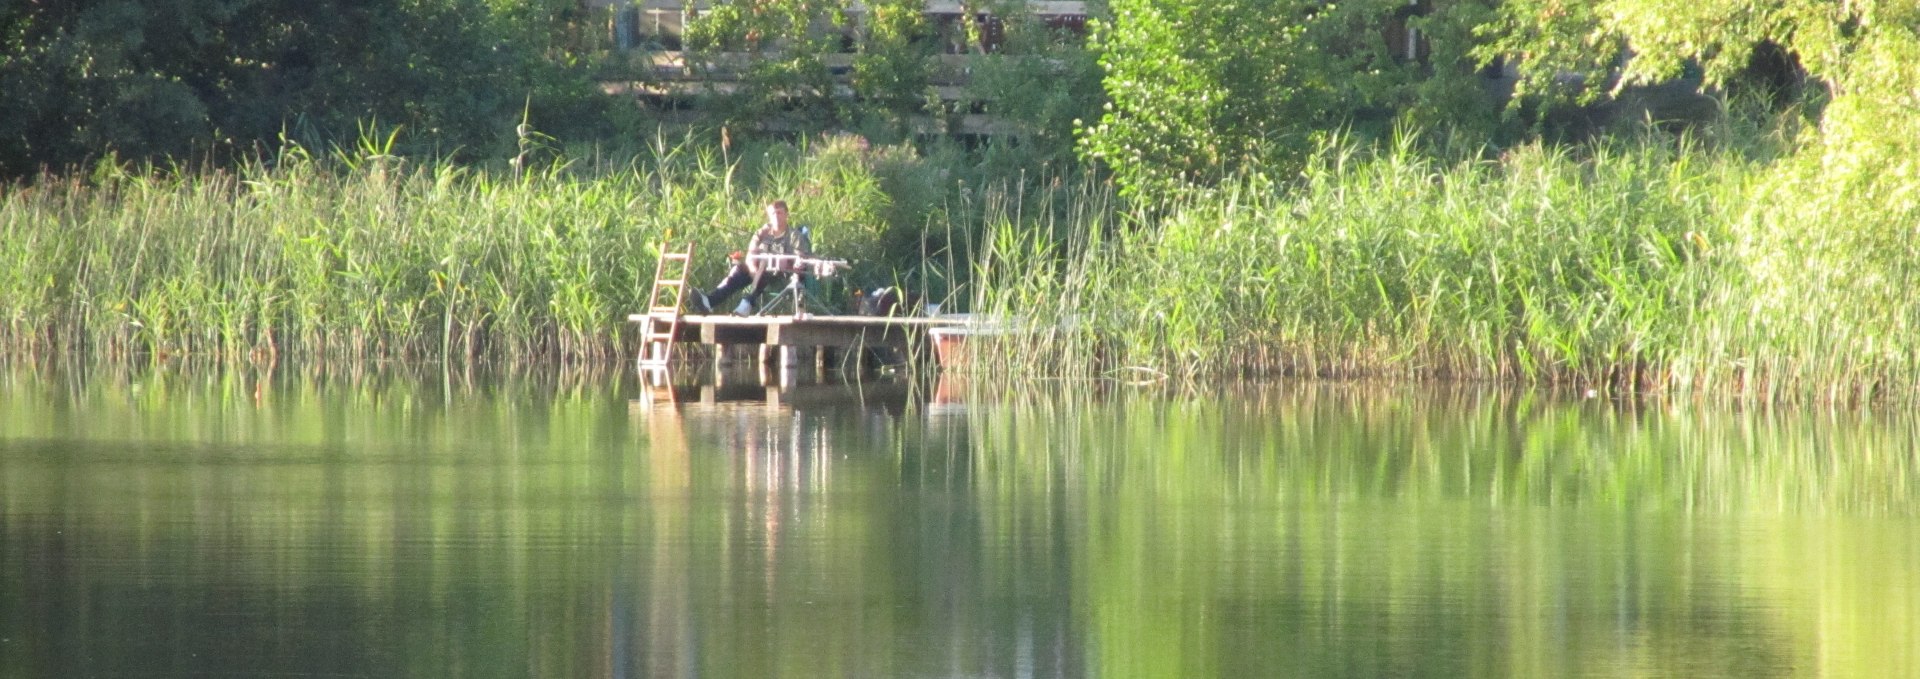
[848,0,938,132]
[1473,0,1920,203]
[0,0,611,178]
[681,0,850,130]
[676,0,1105,156]
[1078,0,1504,198]
[1477,0,1897,100]
[1475,0,1920,399]
[963,1,1107,171]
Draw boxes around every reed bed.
[0,133,905,364]
[961,133,1920,402]
[7,124,1920,401]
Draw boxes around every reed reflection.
[0,367,1916,678]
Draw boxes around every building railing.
[603,0,1088,52]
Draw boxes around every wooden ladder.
[637,240,695,368]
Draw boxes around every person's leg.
[742,272,793,313]
[701,264,753,312]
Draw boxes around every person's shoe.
[689,291,712,314]
[733,299,754,316]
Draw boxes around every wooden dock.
[627,312,967,367]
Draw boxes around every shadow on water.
[1,361,1917,678]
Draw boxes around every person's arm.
[745,227,770,274]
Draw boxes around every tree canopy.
[7,0,1916,194]
[1480,0,1920,211]
[1479,0,1912,97]
[1077,0,1504,197]
[0,0,603,178]
[1078,0,1918,197]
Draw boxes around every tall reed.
[9,122,1920,401]
[0,133,911,364]
[963,136,1729,385]
[958,130,1920,401]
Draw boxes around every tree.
[849,0,937,133]
[1476,1,1920,161]
[1478,1,1920,376]
[0,0,605,178]
[963,0,1106,170]
[1077,0,1502,198]
[680,0,850,131]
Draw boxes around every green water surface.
[1,366,1915,678]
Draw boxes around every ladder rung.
[639,244,691,368]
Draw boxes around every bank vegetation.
[5,1,1919,401]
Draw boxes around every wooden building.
[591,0,1088,52]
[580,1,1503,135]
[588,0,1091,135]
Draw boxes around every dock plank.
[628,313,966,349]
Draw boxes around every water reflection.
[0,365,1916,678]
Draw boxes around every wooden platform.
[628,312,967,355]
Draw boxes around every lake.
[2,363,1916,678]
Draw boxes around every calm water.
[2,365,1917,678]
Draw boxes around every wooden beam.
[602,79,971,102]
[607,0,1087,16]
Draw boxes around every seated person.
[691,200,812,315]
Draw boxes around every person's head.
[765,200,789,233]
